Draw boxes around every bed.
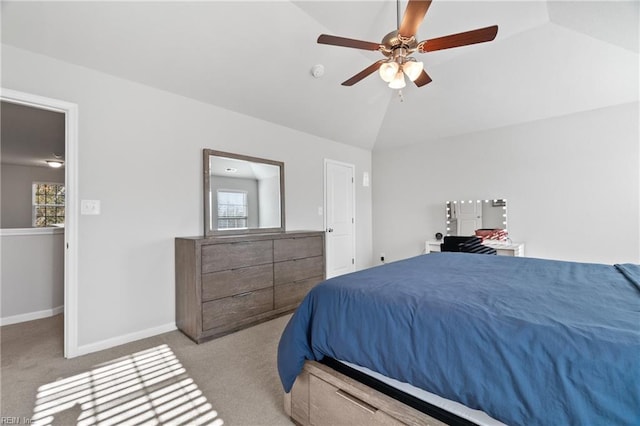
[277,252,640,425]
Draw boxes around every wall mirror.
[204,149,285,237]
[446,199,507,237]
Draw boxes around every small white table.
[426,240,525,257]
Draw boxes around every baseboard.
[76,322,177,357]
[1,305,64,326]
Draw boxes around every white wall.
[258,174,280,228]
[1,163,65,228]
[373,102,639,265]
[2,45,372,351]
[1,229,64,324]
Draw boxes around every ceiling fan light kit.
[317,0,498,90]
[389,70,406,89]
[379,53,424,87]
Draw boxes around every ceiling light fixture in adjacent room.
[46,160,64,168]
[46,153,64,168]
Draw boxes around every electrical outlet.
[380,253,385,263]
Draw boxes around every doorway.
[324,159,356,279]
[1,88,79,358]
[456,200,482,235]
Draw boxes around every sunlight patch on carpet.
[31,344,223,425]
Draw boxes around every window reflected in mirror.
[216,190,248,230]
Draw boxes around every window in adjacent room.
[32,182,65,227]
[217,190,248,229]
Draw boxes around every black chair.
[440,236,497,255]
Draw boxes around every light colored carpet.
[1,314,295,425]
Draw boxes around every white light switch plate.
[81,200,101,215]
[363,172,370,187]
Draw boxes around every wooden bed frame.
[284,361,449,426]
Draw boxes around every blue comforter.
[277,253,640,426]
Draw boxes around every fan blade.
[414,70,432,87]
[342,61,385,86]
[419,25,498,52]
[399,0,432,38]
[317,34,381,51]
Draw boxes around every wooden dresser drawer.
[274,256,324,285]
[309,375,403,426]
[202,264,273,302]
[274,275,322,309]
[274,236,323,262]
[202,240,273,273]
[202,287,273,331]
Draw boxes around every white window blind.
[217,190,248,229]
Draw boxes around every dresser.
[176,231,324,343]
[425,240,525,257]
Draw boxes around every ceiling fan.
[317,0,498,89]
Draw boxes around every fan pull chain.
[398,90,404,102]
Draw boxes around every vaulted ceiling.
[2,1,638,152]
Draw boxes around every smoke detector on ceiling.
[311,64,325,78]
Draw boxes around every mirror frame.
[204,149,285,237]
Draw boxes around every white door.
[324,160,355,278]
[457,201,482,235]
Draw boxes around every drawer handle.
[233,291,253,298]
[335,389,378,414]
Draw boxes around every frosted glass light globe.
[388,70,406,89]
[402,60,424,82]
[379,61,400,83]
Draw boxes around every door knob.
[327,228,334,233]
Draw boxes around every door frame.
[323,159,356,277]
[1,88,79,358]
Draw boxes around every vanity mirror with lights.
[426,199,525,256]
[446,199,507,237]
[175,149,325,343]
